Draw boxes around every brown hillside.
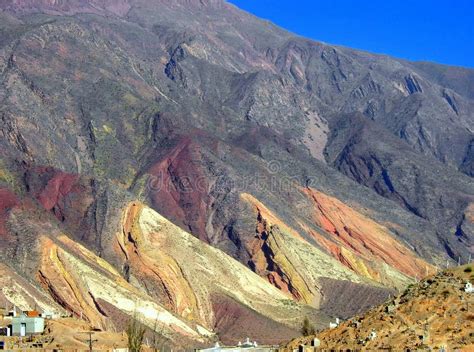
[287,265,474,350]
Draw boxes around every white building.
[329,317,340,329]
[11,314,45,336]
[196,338,274,352]
[41,311,60,319]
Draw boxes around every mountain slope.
[0,0,473,346]
[0,0,471,262]
[0,190,320,346]
[288,265,474,350]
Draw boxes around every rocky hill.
[0,0,472,347]
[287,265,474,350]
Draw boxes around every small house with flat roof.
[196,338,275,352]
[11,314,44,336]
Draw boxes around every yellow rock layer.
[116,201,312,329]
[302,187,435,279]
[37,237,106,328]
[35,235,212,341]
[121,202,200,322]
[240,193,371,306]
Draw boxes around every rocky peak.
[0,0,226,13]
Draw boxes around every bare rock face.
[0,188,19,237]
[0,0,472,347]
[0,0,132,16]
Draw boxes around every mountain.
[0,0,473,347]
[287,264,474,350]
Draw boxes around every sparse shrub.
[464,266,472,273]
[127,313,146,352]
[300,317,316,336]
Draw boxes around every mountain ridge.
[0,0,472,346]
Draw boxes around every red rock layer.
[147,138,211,243]
[303,187,433,279]
[37,171,79,211]
[211,294,298,346]
[27,168,94,230]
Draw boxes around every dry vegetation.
[286,265,474,350]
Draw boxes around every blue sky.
[227,0,474,68]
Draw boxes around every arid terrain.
[0,0,472,348]
[287,265,474,350]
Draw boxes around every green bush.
[127,314,146,352]
[300,317,316,336]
